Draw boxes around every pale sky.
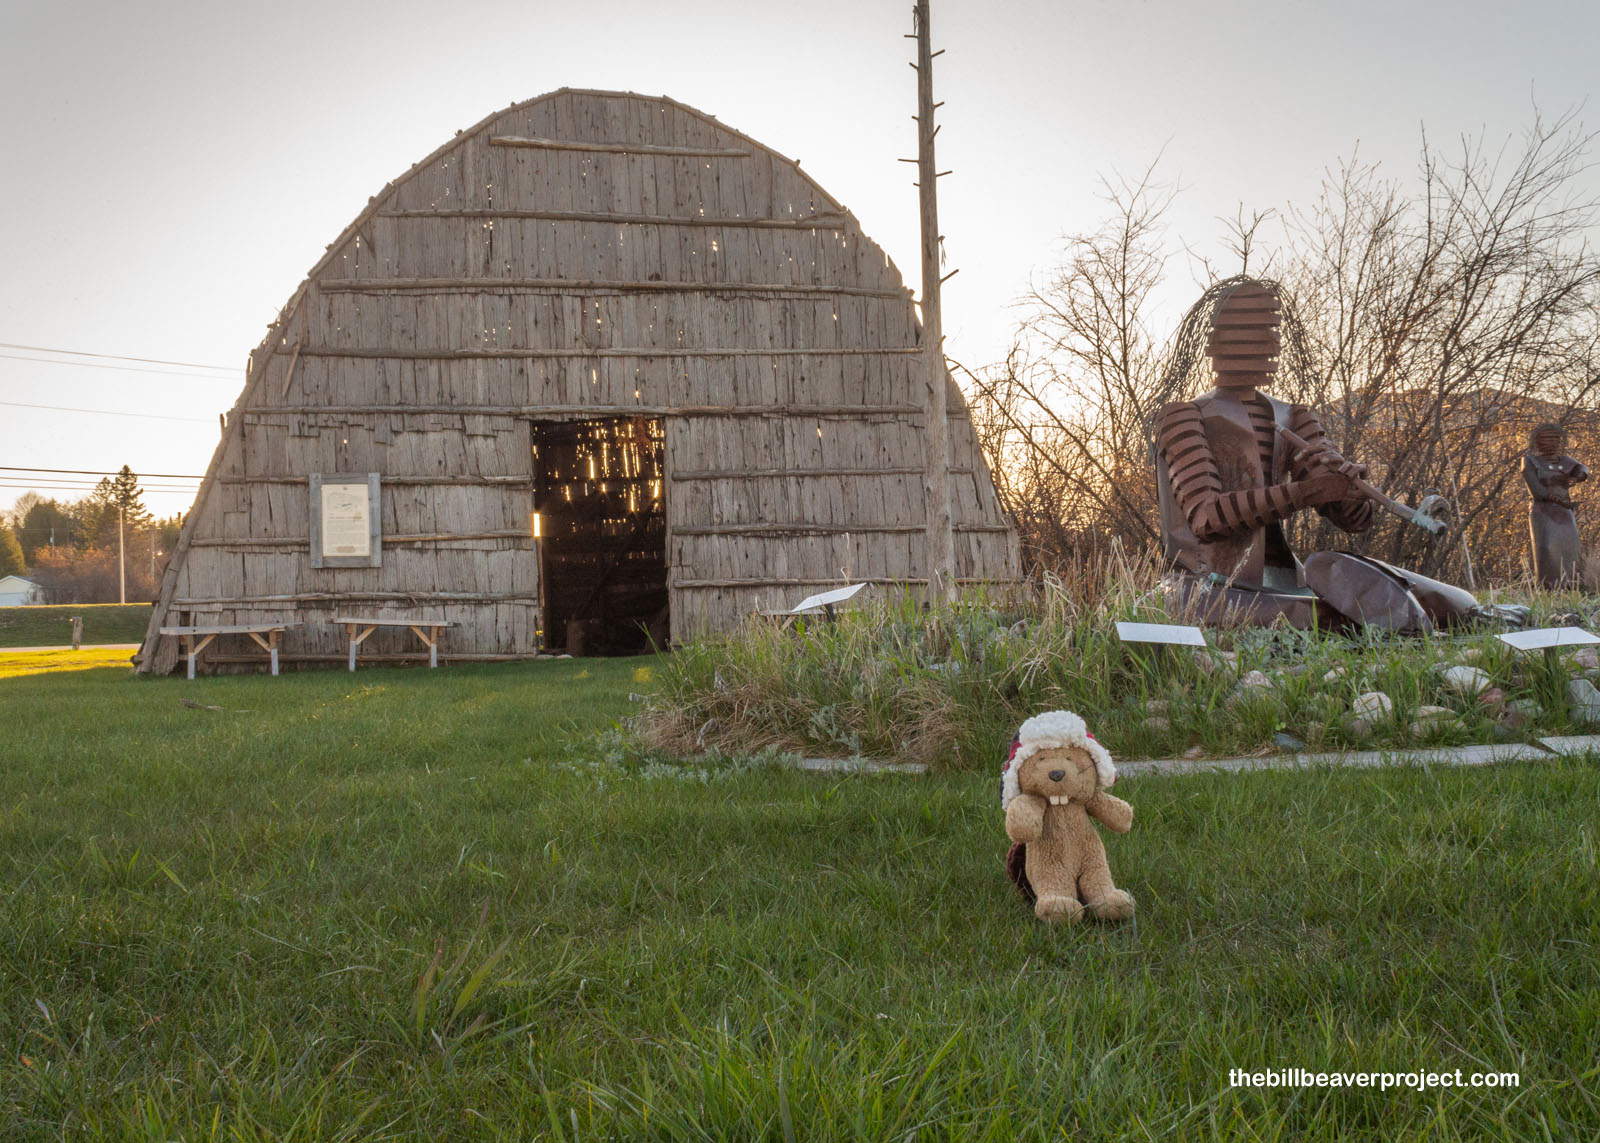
[2,0,1596,516]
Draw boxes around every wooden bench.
[334,616,454,670]
[159,623,295,679]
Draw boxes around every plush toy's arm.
[1005,794,1046,843]
[1085,791,1134,834]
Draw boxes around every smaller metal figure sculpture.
[1523,423,1589,588]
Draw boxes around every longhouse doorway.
[530,417,668,654]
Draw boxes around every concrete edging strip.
[1119,741,1563,778]
[1536,735,1600,755]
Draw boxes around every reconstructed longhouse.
[138,89,1018,673]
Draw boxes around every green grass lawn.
[1,660,1596,1140]
[0,603,153,647]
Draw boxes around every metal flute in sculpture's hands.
[1276,423,1447,536]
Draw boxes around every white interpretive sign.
[309,473,381,568]
[1115,621,1208,647]
[791,582,869,614]
[320,483,371,558]
[1498,626,1600,652]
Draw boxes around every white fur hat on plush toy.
[1000,709,1116,810]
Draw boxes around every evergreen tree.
[78,467,152,548]
[110,466,151,525]
[0,525,24,578]
[16,498,75,562]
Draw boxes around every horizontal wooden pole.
[245,403,956,419]
[671,466,973,480]
[376,208,847,230]
[489,135,752,157]
[670,523,1013,537]
[188,531,533,549]
[218,475,534,486]
[172,591,539,606]
[315,278,908,299]
[671,576,1007,589]
[296,345,919,359]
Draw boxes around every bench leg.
[184,633,218,679]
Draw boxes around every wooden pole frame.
[915,0,957,604]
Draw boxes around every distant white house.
[0,575,43,606]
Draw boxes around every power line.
[0,341,235,373]
[0,478,200,490]
[0,401,217,424]
[0,352,238,381]
[0,477,200,490]
[0,465,205,479]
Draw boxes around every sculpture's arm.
[1287,406,1374,533]
[1157,402,1352,542]
[1523,454,1554,499]
[1084,791,1133,834]
[1005,794,1046,843]
[1570,460,1590,486]
[1524,455,1569,503]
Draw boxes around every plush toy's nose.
[1048,769,1066,782]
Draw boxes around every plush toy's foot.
[1035,894,1085,924]
[1085,889,1136,922]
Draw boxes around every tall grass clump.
[636,557,1600,769]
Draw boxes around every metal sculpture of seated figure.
[1523,422,1589,589]
[1152,276,1489,633]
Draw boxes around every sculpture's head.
[1531,422,1566,459]
[1206,278,1282,391]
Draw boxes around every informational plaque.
[309,473,381,568]
[1497,626,1600,652]
[791,583,868,614]
[1115,621,1208,647]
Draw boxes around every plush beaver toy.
[1001,710,1136,924]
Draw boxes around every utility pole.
[118,504,126,605]
[913,0,957,604]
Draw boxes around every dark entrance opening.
[531,416,668,654]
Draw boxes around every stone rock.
[1274,731,1306,752]
[1441,666,1491,696]
[1351,691,1393,721]
[1454,647,1484,665]
[1408,705,1459,737]
[1226,670,1279,712]
[1565,678,1600,704]
[1500,698,1541,731]
[1342,715,1373,739]
[1566,678,1600,726]
[1477,686,1506,717]
[1491,721,1520,743]
[1323,666,1347,684]
[1141,715,1171,734]
[1182,744,1206,760]
[1565,647,1600,672]
[1195,649,1239,677]
[1550,611,1584,627]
